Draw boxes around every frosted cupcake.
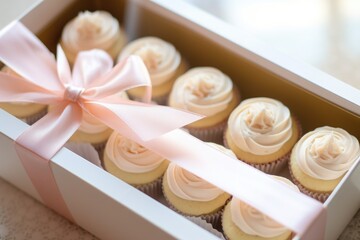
[222,176,299,240]
[103,131,168,197]
[60,11,126,66]
[118,36,187,104]
[224,97,301,174]
[168,67,240,143]
[162,143,234,226]
[0,66,47,124]
[289,126,360,202]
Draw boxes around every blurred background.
[183,0,360,90]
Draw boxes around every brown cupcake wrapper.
[187,120,227,145]
[129,93,169,106]
[223,133,288,174]
[91,140,107,161]
[248,154,289,174]
[162,184,225,228]
[135,176,163,199]
[288,164,330,203]
[186,216,226,239]
[21,107,48,125]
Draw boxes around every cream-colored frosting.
[169,67,234,116]
[230,175,299,238]
[294,126,360,180]
[118,37,181,86]
[1,66,31,106]
[166,143,233,201]
[61,11,121,56]
[228,97,292,155]
[105,132,165,173]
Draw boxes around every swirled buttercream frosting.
[228,97,292,155]
[230,175,299,238]
[169,67,234,116]
[166,143,232,201]
[105,132,166,173]
[118,37,181,86]
[61,11,121,60]
[293,126,360,180]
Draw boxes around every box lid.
[0,0,42,33]
[153,0,360,117]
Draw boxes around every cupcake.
[0,66,47,124]
[222,176,299,240]
[168,67,240,143]
[162,143,234,227]
[289,126,360,202]
[103,131,169,197]
[118,36,187,104]
[60,11,126,66]
[224,97,301,174]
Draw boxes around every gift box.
[0,0,359,239]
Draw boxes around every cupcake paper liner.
[135,176,163,199]
[187,119,227,145]
[223,134,289,174]
[21,107,48,125]
[162,185,225,228]
[186,216,225,239]
[223,117,303,174]
[130,93,169,106]
[92,140,107,161]
[289,164,330,203]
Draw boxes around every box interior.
[35,0,360,139]
[1,0,359,239]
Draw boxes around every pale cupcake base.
[223,132,289,174]
[103,153,169,198]
[162,173,230,227]
[288,155,337,202]
[223,117,302,174]
[222,202,292,240]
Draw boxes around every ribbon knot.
[64,85,84,102]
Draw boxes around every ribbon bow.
[0,23,202,160]
[0,22,326,239]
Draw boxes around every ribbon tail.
[16,103,82,160]
[14,103,82,223]
[84,100,203,141]
[137,129,326,239]
[0,73,59,104]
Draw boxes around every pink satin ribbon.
[0,22,326,239]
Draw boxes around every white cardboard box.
[1,0,360,239]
